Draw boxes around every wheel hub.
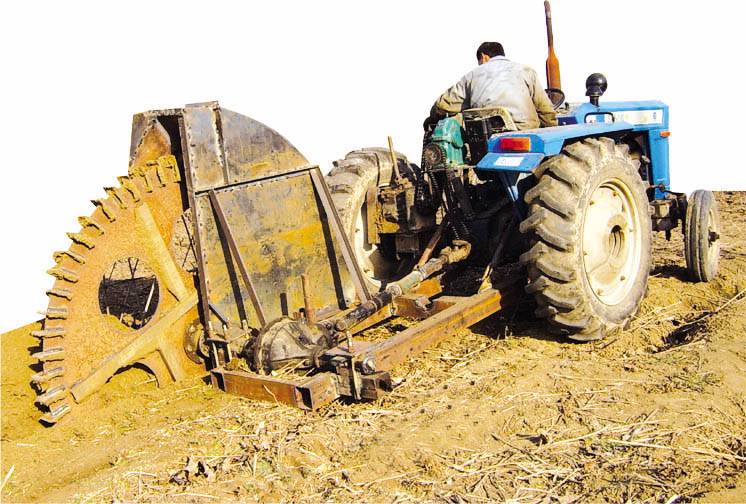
[582,179,642,306]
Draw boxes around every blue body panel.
[477,100,671,198]
[477,122,634,172]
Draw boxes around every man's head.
[476,42,505,65]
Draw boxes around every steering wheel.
[545,88,565,110]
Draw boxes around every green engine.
[422,117,464,168]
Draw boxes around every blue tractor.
[327,66,720,344]
[326,2,720,343]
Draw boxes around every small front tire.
[685,190,721,282]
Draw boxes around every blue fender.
[477,121,634,173]
[477,100,671,200]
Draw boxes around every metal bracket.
[309,167,372,304]
[366,186,379,246]
[211,367,339,410]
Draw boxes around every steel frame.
[210,277,520,409]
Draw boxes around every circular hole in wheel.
[98,257,160,332]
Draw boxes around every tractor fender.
[477,121,634,174]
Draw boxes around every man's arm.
[424,77,467,130]
[528,69,558,127]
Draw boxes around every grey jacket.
[429,56,557,130]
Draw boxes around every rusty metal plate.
[180,105,310,192]
[182,106,225,192]
[176,103,358,331]
[195,169,355,328]
[220,108,309,184]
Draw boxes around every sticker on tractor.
[611,109,664,125]
[494,156,524,167]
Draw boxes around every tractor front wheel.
[519,137,652,341]
[685,189,721,282]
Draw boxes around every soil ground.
[2,192,746,503]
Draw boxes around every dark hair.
[476,42,505,59]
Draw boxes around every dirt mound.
[2,192,746,503]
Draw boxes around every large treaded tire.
[519,137,652,341]
[684,189,721,282]
[325,148,413,291]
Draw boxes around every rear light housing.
[499,137,531,152]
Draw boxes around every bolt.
[620,275,626,281]
[589,200,595,205]
[361,356,377,374]
[597,289,604,295]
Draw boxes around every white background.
[1,1,743,332]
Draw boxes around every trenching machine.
[29,3,720,424]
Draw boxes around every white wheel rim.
[582,178,642,306]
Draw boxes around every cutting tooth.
[91,199,116,222]
[104,187,128,209]
[53,249,85,264]
[44,307,68,319]
[32,347,65,361]
[47,265,79,283]
[128,162,146,177]
[137,171,154,193]
[35,385,67,406]
[129,159,155,178]
[47,287,73,300]
[40,401,71,424]
[117,176,141,202]
[166,157,181,182]
[155,164,168,187]
[143,172,154,192]
[78,216,103,235]
[66,231,96,249]
[157,155,180,183]
[32,326,65,338]
[31,366,64,384]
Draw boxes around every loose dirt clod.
[3,192,746,503]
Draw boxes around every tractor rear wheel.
[684,189,721,282]
[519,137,652,341]
[326,148,414,291]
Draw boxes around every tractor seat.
[463,107,517,164]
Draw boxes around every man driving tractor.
[423,42,557,131]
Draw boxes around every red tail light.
[499,137,531,152]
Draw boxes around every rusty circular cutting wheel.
[33,156,204,424]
